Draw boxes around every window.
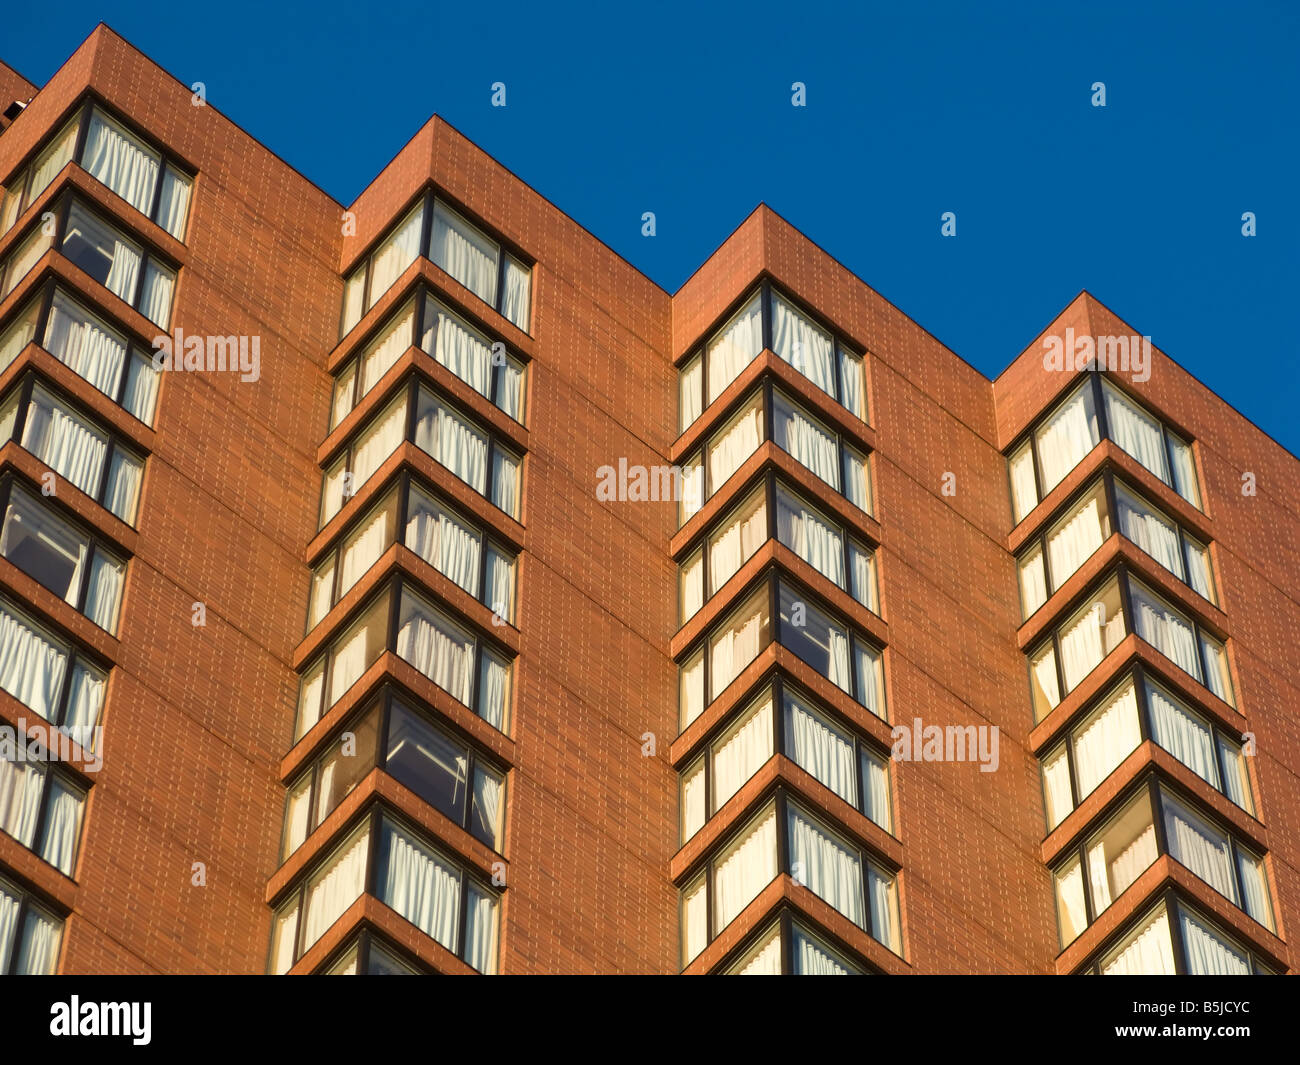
[281,687,505,861]
[680,792,899,966]
[60,199,177,327]
[1052,778,1274,947]
[319,379,523,528]
[708,586,770,702]
[779,579,886,719]
[307,476,516,631]
[0,876,63,974]
[1007,375,1202,524]
[0,481,126,634]
[705,483,766,598]
[1090,896,1275,975]
[295,579,514,740]
[776,482,878,611]
[0,755,86,876]
[1028,575,1126,721]
[679,283,868,431]
[1113,480,1216,604]
[0,593,106,747]
[339,203,423,337]
[429,200,530,331]
[2,286,161,425]
[1129,576,1233,705]
[681,686,775,841]
[1017,479,1112,619]
[0,219,53,299]
[724,914,868,975]
[0,377,146,524]
[2,105,194,243]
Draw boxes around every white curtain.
[339,503,395,596]
[102,449,140,529]
[1131,584,1200,679]
[1104,382,1169,483]
[1218,738,1252,812]
[1183,540,1214,601]
[1042,747,1073,829]
[82,110,160,216]
[1,307,40,376]
[463,883,499,973]
[1163,796,1236,901]
[27,120,78,205]
[494,357,525,422]
[785,693,856,806]
[0,757,43,846]
[1148,686,1217,786]
[1009,444,1038,523]
[867,866,899,953]
[0,885,19,971]
[706,294,763,405]
[361,302,415,397]
[1035,385,1098,492]
[340,272,366,337]
[502,257,531,331]
[709,601,766,700]
[397,601,475,706]
[1031,646,1060,715]
[328,616,376,706]
[777,489,845,589]
[680,553,703,621]
[3,229,53,298]
[22,392,108,500]
[65,204,141,300]
[62,664,105,746]
[1180,910,1249,975]
[367,206,422,308]
[1056,859,1088,944]
[1019,548,1047,617]
[431,204,497,305]
[679,358,702,430]
[708,493,766,594]
[1,490,88,605]
[485,547,514,621]
[416,398,488,494]
[735,927,782,974]
[711,696,773,810]
[0,600,68,720]
[45,293,127,398]
[38,779,82,875]
[862,750,891,832]
[680,762,705,840]
[1072,682,1141,798]
[1059,603,1107,691]
[839,351,865,420]
[123,353,160,426]
[774,394,839,488]
[680,653,704,729]
[850,542,876,611]
[854,641,882,717]
[788,806,865,927]
[771,294,835,396]
[1047,496,1105,588]
[794,928,855,975]
[478,651,510,730]
[1102,907,1175,975]
[682,877,707,962]
[707,402,763,492]
[1089,823,1157,911]
[155,166,192,240]
[712,807,777,933]
[85,553,125,633]
[378,822,460,952]
[405,495,478,594]
[1200,635,1233,705]
[427,302,492,398]
[14,908,60,975]
[491,449,520,518]
[350,397,407,491]
[1237,852,1272,929]
[1115,487,1181,576]
[1168,436,1201,507]
[300,826,369,952]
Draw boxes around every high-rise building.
[0,26,1293,976]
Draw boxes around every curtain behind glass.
[1162,794,1237,902]
[1101,907,1175,974]
[502,257,531,331]
[45,293,127,399]
[430,204,498,306]
[1035,384,1099,492]
[705,294,762,405]
[425,300,492,399]
[711,694,773,811]
[1147,686,1218,787]
[366,207,422,309]
[771,294,835,396]
[712,807,777,933]
[22,389,108,501]
[787,805,865,927]
[0,600,68,720]
[377,820,460,953]
[82,110,160,216]
[1130,583,1200,680]
[773,392,839,488]
[0,757,43,847]
[1071,681,1140,798]
[1115,485,1182,577]
[1104,382,1170,483]
[777,488,845,589]
[38,778,82,875]
[785,692,856,807]
[1180,910,1249,975]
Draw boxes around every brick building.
[0,25,1293,975]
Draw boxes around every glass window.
[784,687,856,807]
[1,223,53,299]
[501,255,531,332]
[776,483,845,589]
[82,108,161,218]
[710,688,774,812]
[680,757,705,842]
[1128,577,1203,684]
[706,391,764,496]
[679,547,703,623]
[319,391,407,527]
[413,387,488,495]
[1008,440,1038,524]
[1028,575,1125,720]
[708,586,771,701]
[778,581,851,695]
[1101,378,1170,485]
[706,293,763,406]
[727,921,782,975]
[1034,381,1100,497]
[679,353,702,431]
[1083,788,1157,923]
[273,819,371,973]
[430,201,499,307]
[404,483,482,599]
[712,803,778,933]
[0,877,64,974]
[771,292,836,398]
[706,484,766,597]
[1099,901,1175,975]
[0,758,85,876]
[679,648,704,731]
[773,389,839,491]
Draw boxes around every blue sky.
[7,1,1297,454]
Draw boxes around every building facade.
[0,26,1294,975]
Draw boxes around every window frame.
[0,754,88,877]
[0,875,64,975]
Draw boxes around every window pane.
[1034,381,1099,495]
[0,298,41,377]
[729,922,782,974]
[861,747,892,832]
[296,658,325,739]
[1168,431,1201,508]
[793,922,864,974]
[776,484,845,589]
[430,202,498,306]
[1070,676,1141,799]
[1236,848,1273,931]
[82,109,161,216]
[0,755,44,847]
[347,393,408,499]
[1146,681,1218,790]
[787,801,865,927]
[396,589,475,707]
[484,543,516,623]
[778,582,851,694]
[679,548,703,622]
[854,639,886,719]
[680,757,705,841]
[21,384,109,505]
[1180,908,1249,975]
[470,762,505,850]
[405,485,481,598]
[1057,577,1125,692]
[1200,632,1234,706]
[376,818,461,953]
[63,203,142,304]
[85,549,126,633]
[679,648,704,730]
[464,881,500,973]
[281,773,312,860]
[39,778,87,874]
[324,594,389,708]
[331,361,358,429]
[839,348,866,421]
[341,269,366,337]
[707,485,766,596]
[366,205,422,310]
[773,390,839,490]
[707,391,764,494]
[711,689,774,811]
[705,293,762,406]
[679,354,702,431]
[300,821,370,955]
[1182,535,1215,604]
[336,488,398,603]
[502,255,531,331]
[105,447,144,524]
[1018,542,1047,618]
[359,299,416,399]
[712,804,777,934]
[681,873,706,965]
[2,224,54,298]
[477,647,511,731]
[849,540,878,613]
[1,487,89,606]
[1101,903,1175,975]
[1102,379,1170,485]
[1046,480,1111,591]
[1161,789,1237,903]
[422,296,491,399]
[1008,440,1038,523]
[784,689,855,806]
[1129,578,1201,682]
[123,351,159,426]
[1114,482,1182,580]
[842,445,871,514]
[1029,641,1060,721]
[678,455,703,527]
[313,707,380,828]
[385,699,469,824]
[771,292,835,397]
[490,446,520,518]
[1218,735,1253,814]
[414,391,488,496]
[156,164,192,240]
[44,290,127,400]
[269,897,300,974]
[1085,788,1156,916]
[709,587,770,701]
[27,117,79,206]
[1042,743,1072,831]
[14,904,62,975]
[493,352,526,422]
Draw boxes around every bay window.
[1129,576,1233,705]
[281,687,506,861]
[0,480,127,634]
[319,378,523,528]
[429,200,531,332]
[307,476,516,631]
[680,792,900,966]
[679,282,868,431]
[0,593,106,747]
[0,103,192,243]
[707,585,770,703]
[1089,895,1276,975]
[0,876,63,974]
[59,198,177,327]
[680,678,892,843]
[1052,777,1273,948]
[0,754,86,876]
[726,914,868,974]
[1114,480,1216,603]
[296,578,514,740]
[1007,374,1202,525]
[0,376,145,524]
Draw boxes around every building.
[0,25,1293,976]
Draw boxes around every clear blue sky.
[6,1,1297,455]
